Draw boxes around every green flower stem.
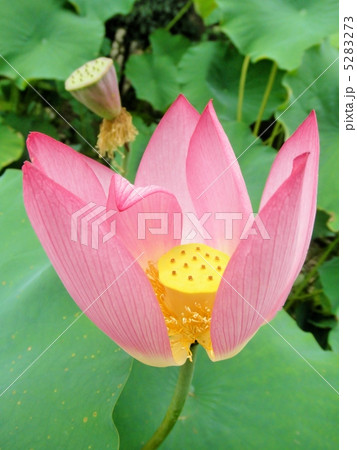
[253,61,278,136]
[122,142,130,176]
[142,344,198,450]
[165,0,193,31]
[237,55,250,122]
[265,120,281,147]
[285,235,339,309]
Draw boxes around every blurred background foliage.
[0,0,338,448]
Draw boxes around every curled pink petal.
[211,152,314,361]
[85,156,116,195]
[107,174,182,268]
[186,101,252,255]
[23,162,177,367]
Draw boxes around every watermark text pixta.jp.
[71,204,270,250]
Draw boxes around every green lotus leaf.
[193,0,218,18]
[0,122,24,170]
[216,0,338,70]
[318,257,339,314]
[125,29,191,111]
[0,0,104,81]
[114,311,338,449]
[69,0,136,21]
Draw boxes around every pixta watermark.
[71,203,270,250]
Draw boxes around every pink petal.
[186,101,252,255]
[260,111,319,277]
[84,156,116,195]
[107,174,182,268]
[211,152,314,361]
[135,95,200,216]
[23,162,177,367]
[27,132,110,204]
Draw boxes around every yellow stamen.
[96,108,138,159]
[146,243,230,363]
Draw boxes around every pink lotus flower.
[23,95,319,367]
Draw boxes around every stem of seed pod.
[237,55,250,122]
[253,61,278,136]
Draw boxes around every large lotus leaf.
[125,29,191,111]
[0,169,132,448]
[178,41,287,124]
[114,311,338,449]
[69,0,136,21]
[0,0,103,81]
[127,36,287,120]
[216,0,338,70]
[221,121,277,211]
[0,123,24,170]
[280,41,338,230]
